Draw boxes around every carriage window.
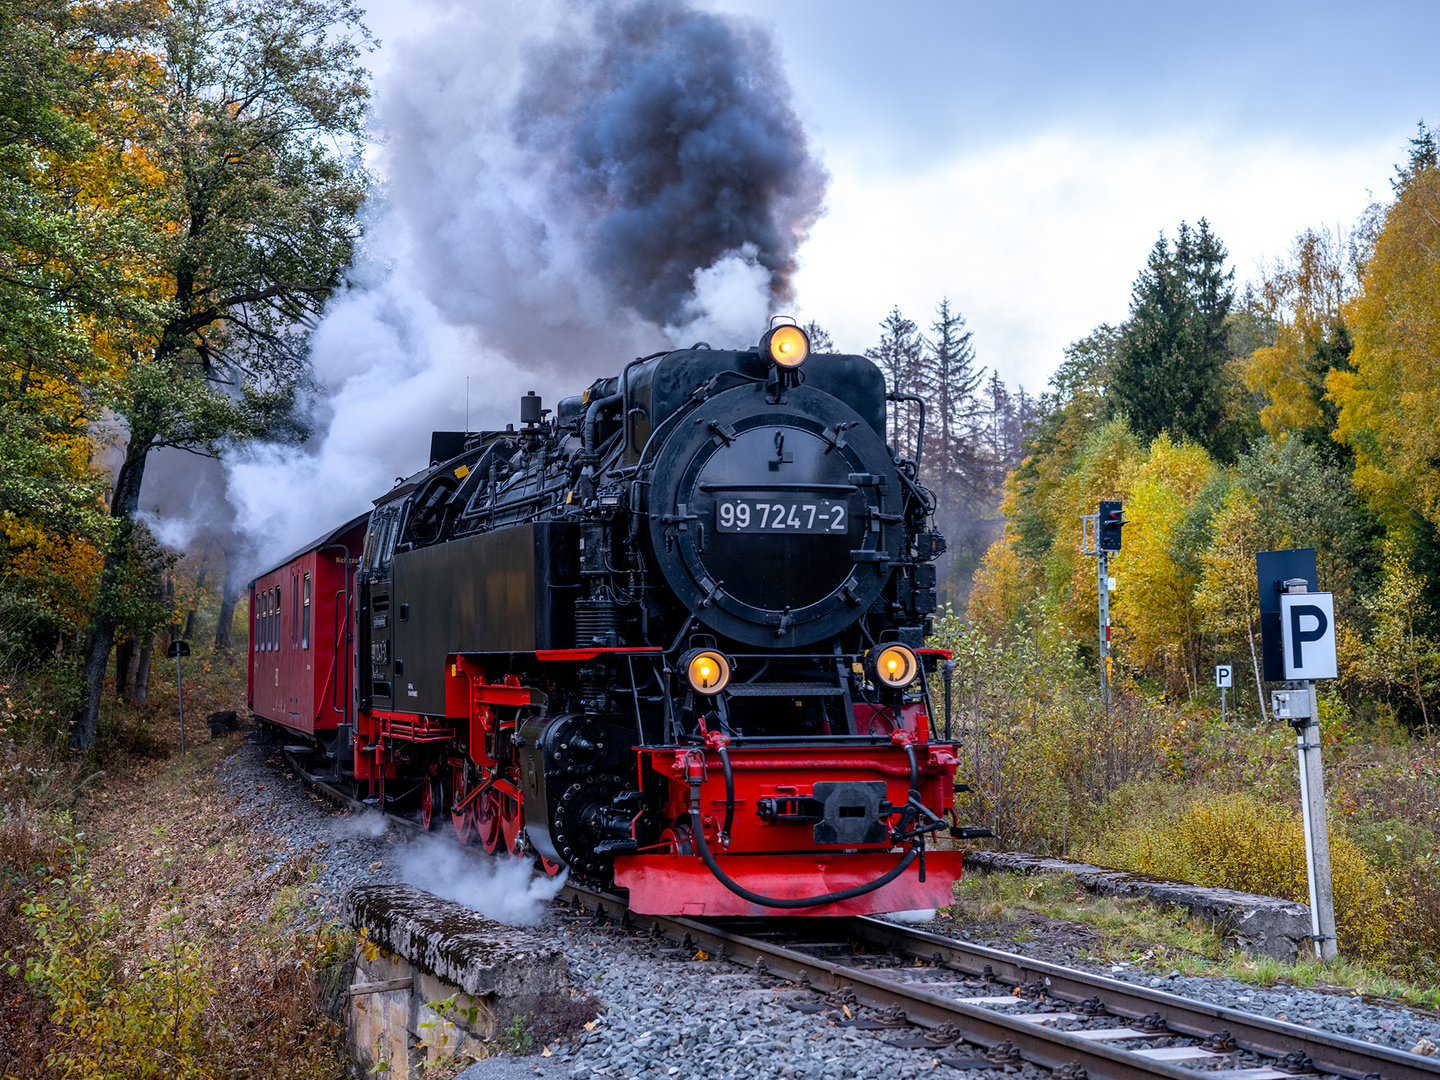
[302,573,311,649]
[275,586,281,650]
[253,592,260,652]
[292,579,298,647]
[266,588,273,651]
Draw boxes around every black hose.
[718,744,734,846]
[582,392,624,462]
[688,776,921,909]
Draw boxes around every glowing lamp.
[761,323,810,369]
[865,644,918,689]
[682,649,731,695]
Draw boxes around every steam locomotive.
[248,322,983,916]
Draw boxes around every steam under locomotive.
[248,322,985,916]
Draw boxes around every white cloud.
[791,129,1392,393]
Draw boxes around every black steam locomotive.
[250,322,974,916]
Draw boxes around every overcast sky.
[357,0,1436,395]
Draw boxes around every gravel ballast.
[217,735,1440,1077]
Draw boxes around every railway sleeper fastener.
[1275,1052,1317,1075]
[986,1040,1023,1066]
[1199,1031,1236,1053]
[1054,1062,1088,1080]
[1078,997,1107,1017]
[1016,979,1047,999]
[1136,1012,1167,1034]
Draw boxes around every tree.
[1242,227,1355,462]
[1109,221,1235,453]
[1331,154,1440,538]
[801,319,832,351]
[71,0,373,750]
[865,306,924,454]
[921,299,985,510]
[0,0,157,664]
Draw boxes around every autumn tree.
[0,0,159,663]
[1331,139,1440,537]
[1242,227,1355,463]
[71,0,373,750]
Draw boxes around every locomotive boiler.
[248,322,984,916]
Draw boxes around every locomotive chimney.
[520,391,543,426]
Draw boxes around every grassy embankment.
[936,614,1440,1008]
[0,640,360,1080]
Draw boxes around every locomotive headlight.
[761,323,810,369]
[682,649,731,695]
[865,644,919,689]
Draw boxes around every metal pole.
[1285,580,1337,961]
[1221,685,1226,724]
[1097,549,1111,713]
[176,651,186,756]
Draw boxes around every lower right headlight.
[865,644,918,689]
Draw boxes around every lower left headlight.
[682,649,731,695]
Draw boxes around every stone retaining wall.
[341,884,571,1078]
[962,850,1314,962]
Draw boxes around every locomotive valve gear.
[683,649,730,695]
[865,643,918,689]
[761,323,809,368]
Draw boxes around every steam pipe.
[886,393,926,471]
[582,392,624,462]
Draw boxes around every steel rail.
[559,883,1439,1080]
[845,917,1440,1080]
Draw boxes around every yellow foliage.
[1087,789,1399,961]
[1332,167,1440,530]
[1243,228,1351,439]
[966,535,1026,638]
[1112,434,1215,691]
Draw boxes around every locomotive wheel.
[538,853,562,877]
[475,788,503,855]
[499,792,523,856]
[421,775,444,832]
[452,795,474,844]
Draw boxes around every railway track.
[279,742,1439,1080]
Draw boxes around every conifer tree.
[865,306,924,452]
[1109,220,1233,452]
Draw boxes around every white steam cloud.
[397,837,568,926]
[220,0,827,568]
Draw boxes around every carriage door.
[359,505,402,707]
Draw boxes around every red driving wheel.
[539,853,562,877]
[475,788,503,855]
[421,775,444,832]
[452,789,473,844]
[499,792,523,856]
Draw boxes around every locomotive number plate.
[716,498,848,534]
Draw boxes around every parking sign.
[1215,665,1232,688]
[1279,592,1337,680]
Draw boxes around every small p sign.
[1215,665,1232,688]
[1279,593,1337,680]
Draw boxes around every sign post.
[1215,664,1232,723]
[167,640,191,755]
[1082,502,1125,715]
[1257,550,1338,963]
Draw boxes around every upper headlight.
[682,648,731,695]
[866,644,918,689]
[761,324,809,369]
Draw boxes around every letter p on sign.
[1279,592,1337,680]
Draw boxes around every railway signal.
[1082,501,1124,712]
[1256,550,1338,962]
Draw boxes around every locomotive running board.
[613,850,964,918]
